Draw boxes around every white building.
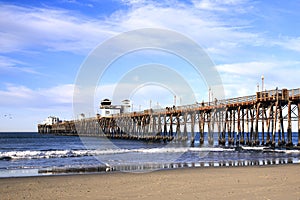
[99,99,131,117]
[99,99,121,117]
[41,116,60,125]
[121,99,131,113]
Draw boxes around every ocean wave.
[0,149,128,160]
[0,147,233,160]
[240,146,300,154]
[241,146,266,151]
[0,146,298,160]
[265,149,300,154]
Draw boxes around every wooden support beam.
[176,114,181,141]
[183,113,188,141]
[163,115,167,138]
[261,107,265,145]
[210,110,216,146]
[237,106,241,146]
[266,104,273,146]
[138,117,142,138]
[287,101,293,146]
[217,110,222,145]
[241,108,245,145]
[228,110,232,145]
[298,103,300,146]
[279,104,285,146]
[169,114,173,138]
[142,116,146,138]
[158,115,162,137]
[199,112,204,145]
[152,115,156,136]
[255,103,260,146]
[232,109,236,145]
[191,112,195,145]
[272,102,278,147]
[250,109,254,146]
[246,108,250,145]
[277,109,282,146]
[207,111,212,145]
[221,109,227,145]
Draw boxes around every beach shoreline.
[1,164,300,200]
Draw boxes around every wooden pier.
[38,88,300,147]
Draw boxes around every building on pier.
[41,116,60,125]
[99,99,131,117]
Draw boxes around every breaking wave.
[0,147,235,160]
[1,146,299,161]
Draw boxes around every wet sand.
[1,164,300,200]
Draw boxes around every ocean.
[0,132,300,178]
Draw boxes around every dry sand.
[1,164,300,200]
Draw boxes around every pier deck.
[38,88,300,147]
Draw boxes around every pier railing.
[114,88,300,117]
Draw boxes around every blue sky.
[1,0,300,131]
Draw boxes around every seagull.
[3,114,13,119]
[105,163,112,172]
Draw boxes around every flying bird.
[3,114,13,119]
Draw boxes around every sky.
[1,0,300,131]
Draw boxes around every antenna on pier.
[208,87,211,104]
[261,75,264,92]
[174,95,176,106]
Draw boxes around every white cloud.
[44,84,75,104]
[0,1,262,57]
[1,1,299,59]
[0,56,42,75]
[2,1,300,132]
[108,2,264,64]
[1,1,300,127]
[0,84,34,99]
[216,61,300,98]
[192,0,250,12]
[0,83,74,108]
[0,5,115,54]
[120,0,148,5]
[216,61,277,76]
[0,82,164,117]
[61,0,95,7]
[217,61,300,76]
[0,56,24,68]
[274,37,300,53]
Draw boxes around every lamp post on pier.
[261,75,264,92]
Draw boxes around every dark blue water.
[0,132,300,177]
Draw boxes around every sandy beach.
[1,164,300,200]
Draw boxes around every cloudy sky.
[1,0,300,131]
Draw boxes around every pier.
[38,87,300,147]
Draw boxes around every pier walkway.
[38,88,300,147]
